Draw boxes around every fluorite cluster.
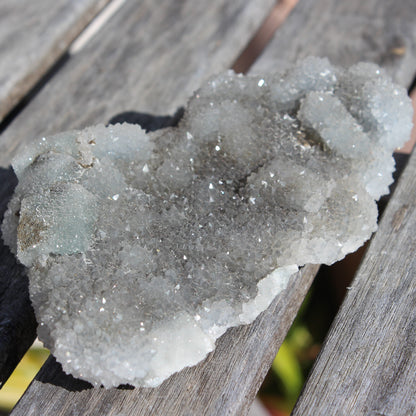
[1,57,412,388]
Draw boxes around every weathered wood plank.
[252,0,416,87]
[292,147,416,416]
[0,0,275,167]
[0,0,110,123]
[251,0,416,413]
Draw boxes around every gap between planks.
[0,0,111,124]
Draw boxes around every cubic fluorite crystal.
[1,57,413,388]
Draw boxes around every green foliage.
[272,325,313,407]
[0,345,49,412]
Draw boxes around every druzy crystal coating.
[1,57,412,387]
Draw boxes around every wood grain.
[292,147,416,416]
[251,1,416,413]
[0,0,110,123]
[0,0,275,168]
[252,0,416,87]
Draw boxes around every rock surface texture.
[1,58,413,388]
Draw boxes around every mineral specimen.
[1,57,412,388]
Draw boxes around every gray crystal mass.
[1,57,413,387]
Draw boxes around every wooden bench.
[1,0,416,414]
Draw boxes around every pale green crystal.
[1,57,412,388]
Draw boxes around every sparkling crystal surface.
[2,57,412,387]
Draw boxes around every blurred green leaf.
[271,340,303,405]
[0,345,49,412]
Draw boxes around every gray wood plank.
[292,145,416,416]
[252,0,416,87]
[0,0,275,168]
[0,0,110,123]
[251,1,416,413]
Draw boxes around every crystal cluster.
[1,57,412,388]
